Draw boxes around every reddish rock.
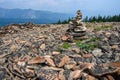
[72,48,80,54]
[109,62,120,75]
[64,61,77,70]
[44,56,56,67]
[61,35,69,41]
[111,45,118,49]
[106,75,115,80]
[117,69,120,75]
[12,55,19,63]
[4,39,12,46]
[88,27,94,32]
[42,66,63,71]
[15,38,26,44]
[58,56,70,67]
[69,70,82,80]
[72,65,81,71]
[84,73,97,80]
[25,68,35,74]
[17,61,26,66]
[52,51,60,55]
[10,44,18,51]
[69,54,81,58]
[78,62,94,70]
[59,70,66,80]
[105,32,111,37]
[110,62,120,68]
[26,65,38,70]
[83,54,92,58]
[40,43,46,50]
[28,56,45,64]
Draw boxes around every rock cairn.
[66,10,87,41]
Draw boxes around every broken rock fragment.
[44,56,56,67]
[59,70,66,80]
[58,55,70,67]
[89,64,118,77]
[69,70,82,80]
[17,61,26,66]
[83,73,97,80]
[61,35,69,41]
[64,61,77,70]
[28,56,45,64]
[37,69,58,80]
[40,43,46,50]
[53,55,70,67]
[10,44,18,51]
[52,51,60,55]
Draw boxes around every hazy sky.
[0,0,120,16]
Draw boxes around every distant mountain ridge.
[0,8,73,26]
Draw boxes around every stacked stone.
[66,10,87,40]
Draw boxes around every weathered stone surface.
[64,61,77,70]
[111,45,118,49]
[13,64,22,74]
[44,56,56,67]
[61,35,69,41]
[108,34,120,45]
[58,56,70,67]
[52,51,60,55]
[83,54,92,58]
[83,73,97,80]
[10,44,18,51]
[42,66,63,71]
[28,56,45,64]
[63,70,71,80]
[78,62,94,70]
[89,64,118,77]
[17,61,26,66]
[37,69,58,80]
[71,47,80,54]
[92,48,103,57]
[69,70,82,80]
[25,68,35,74]
[40,43,46,50]
[0,22,120,80]
[59,70,66,80]
[106,75,115,80]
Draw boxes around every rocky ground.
[0,22,120,80]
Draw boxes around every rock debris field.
[0,22,120,80]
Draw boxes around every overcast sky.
[0,0,120,16]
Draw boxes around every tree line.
[83,14,120,22]
[57,14,120,24]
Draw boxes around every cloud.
[0,0,59,10]
[0,0,119,14]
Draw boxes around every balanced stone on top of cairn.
[65,10,88,41]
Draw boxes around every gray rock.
[98,40,111,53]
[71,32,86,37]
[108,34,120,45]
[92,48,104,57]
